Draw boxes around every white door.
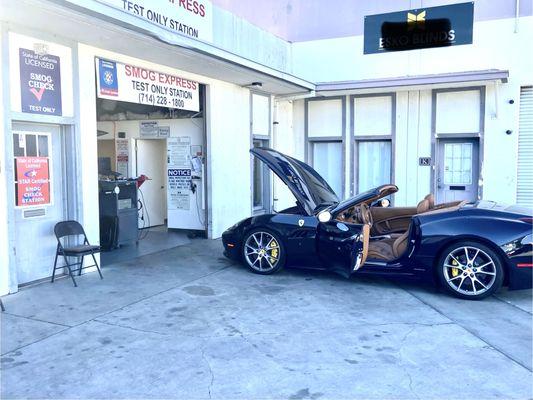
[136,139,166,227]
[436,138,479,203]
[12,123,65,285]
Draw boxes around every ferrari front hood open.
[250,148,339,215]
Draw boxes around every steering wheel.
[359,203,373,226]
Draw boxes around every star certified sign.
[364,2,473,54]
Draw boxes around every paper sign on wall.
[140,121,159,137]
[15,157,51,207]
[116,139,129,177]
[96,58,199,112]
[167,137,192,210]
[19,48,62,116]
[167,168,191,210]
[158,126,170,138]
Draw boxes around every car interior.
[337,192,468,261]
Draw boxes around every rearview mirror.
[378,198,390,208]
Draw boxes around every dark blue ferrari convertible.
[222,148,533,300]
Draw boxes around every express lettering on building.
[168,0,206,17]
[124,65,198,90]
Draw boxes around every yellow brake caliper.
[269,239,278,263]
[451,258,460,277]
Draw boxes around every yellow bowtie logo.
[407,10,426,30]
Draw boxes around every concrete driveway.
[1,239,532,399]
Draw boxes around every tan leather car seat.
[367,199,429,260]
[417,199,430,214]
[424,194,435,209]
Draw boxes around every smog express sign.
[15,157,51,207]
[364,2,474,54]
[96,58,199,112]
[98,0,212,42]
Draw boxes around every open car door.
[317,221,370,278]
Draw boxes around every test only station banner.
[96,58,200,112]
[15,157,51,207]
[98,0,213,42]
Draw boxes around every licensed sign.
[15,157,51,207]
[98,0,213,42]
[19,48,62,116]
[364,2,474,54]
[96,58,200,112]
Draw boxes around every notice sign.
[96,58,199,112]
[15,157,51,207]
[99,0,213,42]
[168,168,191,210]
[19,48,62,115]
[364,2,474,54]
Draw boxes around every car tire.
[437,241,504,300]
[241,228,286,275]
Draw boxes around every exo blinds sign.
[364,2,474,54]
[96,58,199,112]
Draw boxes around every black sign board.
[419,157,432,166]
[19,48,62,116]
[364,2,474,54]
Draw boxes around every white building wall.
[212,6,292,73]
[291,17,533,206]
[292,18,533,83]
[0,29,10,295]
[207,81,251,237]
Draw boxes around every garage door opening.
[95,65,207,266]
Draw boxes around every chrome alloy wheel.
[244,231,280,272]
[443,246,497,296]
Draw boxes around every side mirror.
[318,210,332,223]
[378,198,390,208]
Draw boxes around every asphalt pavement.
[1,238,532,399]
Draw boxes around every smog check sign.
[19,48,62,116]
[15,157,51,207]
[96,58,199,112]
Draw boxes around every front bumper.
[222,230,241,261]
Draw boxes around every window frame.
[305,96,346,199]
[250,91,272,215]
[350,93,396,197]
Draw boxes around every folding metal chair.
[52,221,103,287]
